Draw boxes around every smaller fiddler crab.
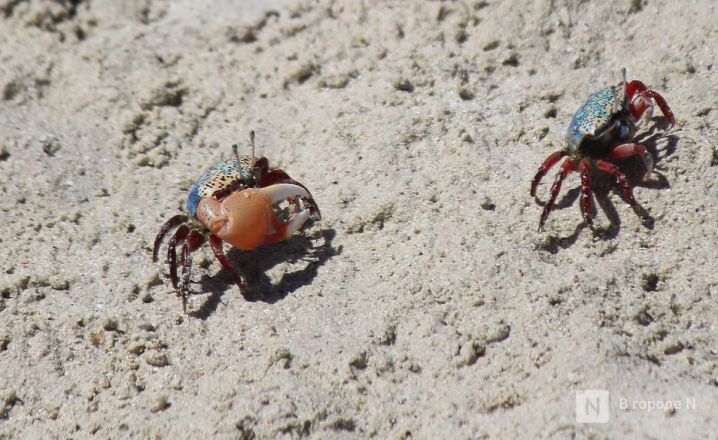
[531,69,675,230]
[153,132,321,312]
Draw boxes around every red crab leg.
[179,242,191,313]
[531,150,568,197]
[611,143,653,174]
[208,235,250,299]
[153,214,187,262]
[168,225,190,288]
[644,90,675,127]
[538,159,575,231]
[579,160,594,226]
[596,160,637,207]
[178,230,205,313]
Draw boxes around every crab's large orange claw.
[256,184,313,246]
[197,184,313,251]
[258,169,322,221]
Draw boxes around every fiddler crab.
[153,132,321,312]
[531,69,675,230]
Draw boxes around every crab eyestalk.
[196,184,313,251]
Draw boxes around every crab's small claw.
[626,80,675,129]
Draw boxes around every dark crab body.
[153,139,320,312]
[531,71,675,230]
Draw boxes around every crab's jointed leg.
[531,150,568,197]
[539,159,576,230]
[208,234,251,299]
[579,160,594,227]
[179,243,191,312]
[596,159,637,207]
[153,214,187,262]
[167,224,190,289]
[178,229,205,313]
[611,143,654,175]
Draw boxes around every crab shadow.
[535,123,678,250]
[189,228,340,319]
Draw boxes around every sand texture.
[1,0,717,438]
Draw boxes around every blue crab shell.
[566,85,625,152]
[186,157,256,217]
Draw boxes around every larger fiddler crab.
[530,69,675,230]
[153,132,321,312]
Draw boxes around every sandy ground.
[1,0,717,438]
